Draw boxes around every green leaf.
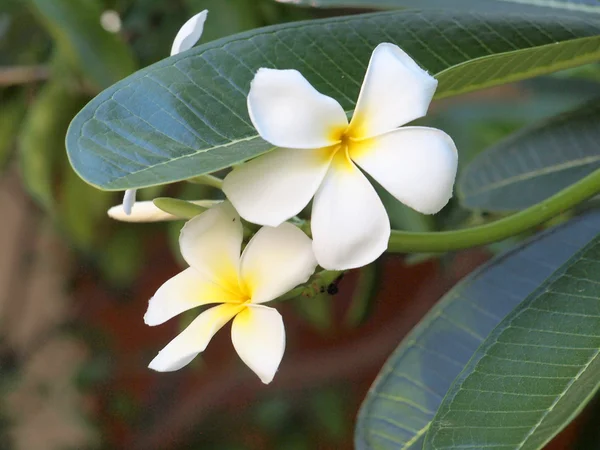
[355,211,600,450]
[280,0,600,15]
[425,223,600,450]
[459,100,600,212]
[0,93,26,172]
[29,0,136,88]
[66,11,600,190]
[18,81,87,209]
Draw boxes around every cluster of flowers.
[108,11,458,384]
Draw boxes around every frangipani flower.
[145,202,317,384]
[223,43,458,270]
[121,9,209,215]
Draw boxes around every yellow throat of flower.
[325,125,373,171]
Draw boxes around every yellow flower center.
[232,280,252,304]
[325,126,374,172]
[212,261,253,305]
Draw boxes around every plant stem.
[387,169,600,253]
[276,270,343,302]
[186,174,223,189]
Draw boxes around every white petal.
[108,200,177,222]
[240,223,317,304]
[122,189,136,215]
[247,68,348,149]
[179,202,243,292]
[351,127,458,214]
[223,147,333,227]
[148,303,242,372]
[348,43,438,139]
[231,305,285,384]
[311,152,390,270]
[107,200,217,222]
[144,267,238,326]
[171,10,208,56]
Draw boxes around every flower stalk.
[387,168,600,253]
[186,173,224,190]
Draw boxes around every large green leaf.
[459,100,600,211]
[0,93,26,173]
[19,81,87,210]
[29,0,136,89]
[66,11,600,190]
[425,225,600,450]
[279,0,600,15]
[355,211,600,450]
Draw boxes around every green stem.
[387,169,600,253]
[276,270,343,302]
[186,174,224,189]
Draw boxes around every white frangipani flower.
[120,9,209,216]
[145,202,317,384]
[108,200,218,222]
[223,43,458,270]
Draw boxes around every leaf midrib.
[435,34,600,98]
[519,347,600,449]
[462,155,600,196]
[500,0,600,13]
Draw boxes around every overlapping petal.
[351,127,458,214]
[311,152,390,270]
[231,305,285,384]
[247,69,348,149]
[170,10,208,56]
[223,147,333,227]
[148,303,242,372]
[179,202,243,292]
[348,43,438,139]
[144,267,238,326]
[240,223,317,304]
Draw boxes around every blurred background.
[1,0,599,449]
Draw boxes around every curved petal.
[351,126,458,214]
[171,10,208,56]
[180,202,243,292]
[231,305,285,384]
[122,189,136,215]
[223,147,333,227]
[247,68,348,149]
[148,303,242,372]
[144,267,239,326]
[348,43,438,139]
[240,223,317,304]
[311,152,390,270]
[108,200,177,222]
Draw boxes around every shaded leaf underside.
[355,212,600,450]
[426,223,600,450]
